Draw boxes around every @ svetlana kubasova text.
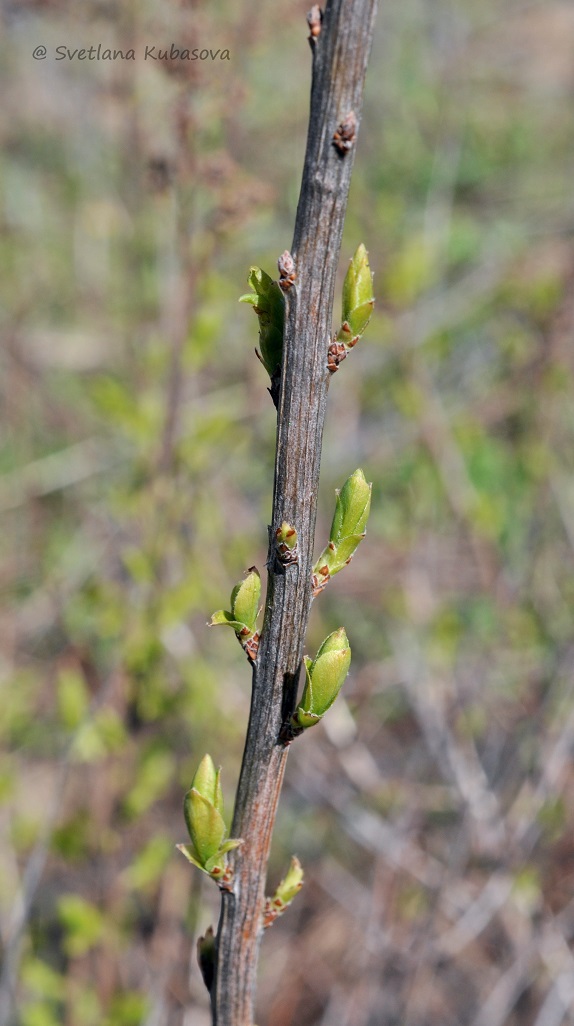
[54,44,231,61]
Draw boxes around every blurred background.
[1,0,574,1024]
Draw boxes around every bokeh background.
[1,1,574,1024]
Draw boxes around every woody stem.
[211,3,378,1023]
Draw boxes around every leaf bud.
[330,468,372,546]
[275,522,299,565]
[294,628,351,729]
[239,266,285,377]
[190,754,224,815]
[275,854,304,905]
[337,243,374,347]
[263,855,304,928]
[312,469,371,592]
[180,756,243,883]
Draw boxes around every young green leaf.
[177,842,207,873]
[209,609,247,631]
[209,568,261,659]
[230,567,261,633]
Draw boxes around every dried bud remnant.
[277,250,296,292]
[243,631,260,663]
[307,5,323,42]
[332,111,357,155]
[327,339,347,374]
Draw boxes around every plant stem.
[211,2,378,1022]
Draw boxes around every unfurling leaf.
[209,568,261,659]
[209,609,246,631]
[230,567,261,634]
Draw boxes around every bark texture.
[211,2,378,1022]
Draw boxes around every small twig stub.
[307,5,323,43]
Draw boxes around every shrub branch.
[210,3,378,1023]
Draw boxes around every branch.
[211,2,378,1023]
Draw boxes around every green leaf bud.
[191,754,224,816]
[275,522,299,565]
[337,243,374,347]
[183,788,226,864]
[276,521,297,550]
[275,854,304,905]
[330,468,372,544]
[263,856,304,927]
[294,628,351,728]
[180,757,243,884]
[312,470,372,593]
[239,266,285,378]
